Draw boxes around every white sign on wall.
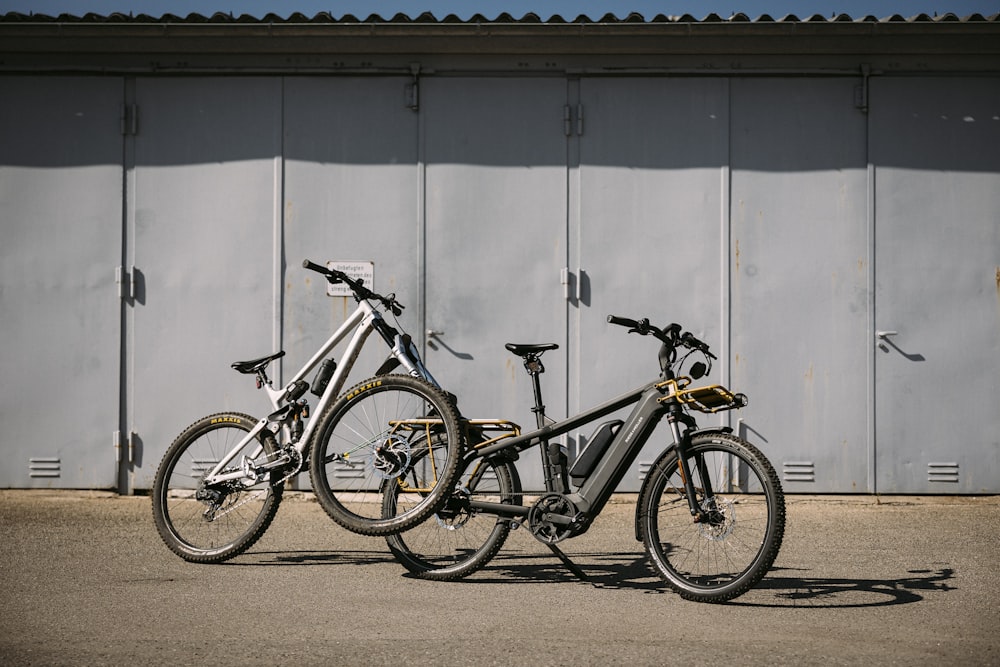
[326,261,375,297]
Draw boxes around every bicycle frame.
[202,298,436,487]
[465,376,737,529]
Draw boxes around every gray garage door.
[730,77,871,493]
[126,77,281,491]
[0,77,123,489]
[574,77,730,491]
[872,76,1000,494]
[422,77,569,490]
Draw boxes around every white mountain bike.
[152,260,464,563]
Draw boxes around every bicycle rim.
[152,413,282,563]
[309,375,464,536]
[385,451,516,580]
[639,433,784,603]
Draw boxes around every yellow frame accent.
[466,419,521,450]
[657,376,744,413]
[386,418,522,493]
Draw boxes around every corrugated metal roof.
[1,10,998,24]
[3,9,997,72]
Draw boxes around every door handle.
[876,331,898,349]
[876,330,925,360]
[426,329,444,338]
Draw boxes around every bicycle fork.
[667,411,719,523]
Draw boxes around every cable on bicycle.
[607,315,716,377]
[302,259,404,316]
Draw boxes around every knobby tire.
[152,412,283,563]
[384,448,519,580]
[309,375,465,536]
[637,431,785,603]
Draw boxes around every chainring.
[527,493,578,544]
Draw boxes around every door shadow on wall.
[878,337,926,362]
[427,337,474,360]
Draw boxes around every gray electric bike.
[384,316,785,603]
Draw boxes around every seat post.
[524,353,548,430]
[523,352,570,493]
[505,342,566,494]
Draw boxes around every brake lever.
[681,331,718,360]
[631,318,651,335]
[385,294,404,316]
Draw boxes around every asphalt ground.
[1,490,998,666]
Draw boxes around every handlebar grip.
[681,331,717,359]
[607,315,638,328]
[302,259,328,274]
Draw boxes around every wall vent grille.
[190,458,218,476]
[927,462,959,483]
[29,457,61,478]
[783,461,815,483]
[331,461,366,479]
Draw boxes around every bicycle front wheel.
[309,375,465,536]
[152,412,283,563]
[385,448,519,580]
[637,431,785,603]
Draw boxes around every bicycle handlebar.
[606,314,716,359]
[302,259,404,316]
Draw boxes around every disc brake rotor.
[369,434,412,480]
[433,488,473,530]
[697,496,736,541]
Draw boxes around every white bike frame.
[202,298,437,487]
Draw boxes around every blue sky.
[1,1,997,19]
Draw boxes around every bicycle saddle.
[231,351,285,374]
[505,343,559,357]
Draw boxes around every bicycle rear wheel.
[385,448,519,580]
[309,375,465,536]
[637,431,785,603]
[152,412,283,563]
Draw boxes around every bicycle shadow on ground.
[431,550,667,592]
[731,566,956,608]
[223,549,398,567]
[443,552,957,608]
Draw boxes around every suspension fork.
[667,410,716,519]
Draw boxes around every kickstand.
[547,543,591,584]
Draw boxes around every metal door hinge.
[560,267,587,301]
[115,430,136,464]
[563,104,584,136]
[120,103,138,135]
[854,64,870,114]
[405,62,420,111]
[115,266,135,300]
